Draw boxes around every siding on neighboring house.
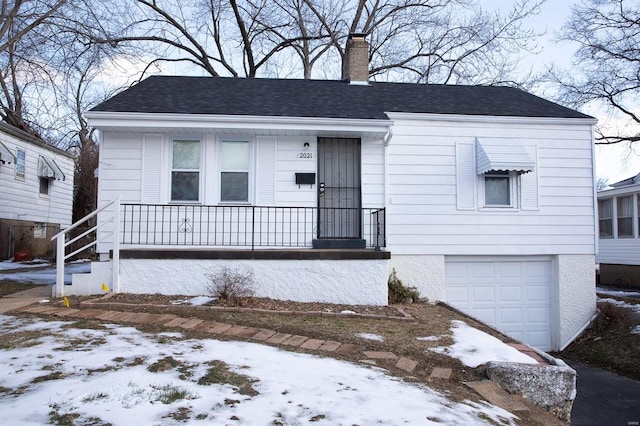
[596,184,640,265]
[0,124,74,259]
[385,114,596,256]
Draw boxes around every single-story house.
[0,121,74,260]
[596,173,640,288]
[66,35,597,351]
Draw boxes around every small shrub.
[388,269,420,304]
[206,266,256,304]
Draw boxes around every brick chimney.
[343,33,369,84]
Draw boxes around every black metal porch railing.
[120,204,386,249]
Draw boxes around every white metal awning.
[0,140,15,164]
[37,156,65,180]
[476,138,535,175]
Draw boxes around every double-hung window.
[221,140,249,203]
[617,195,633,237]
[171,139,200,202]
[15,149,25,180]
[598,198,613,238]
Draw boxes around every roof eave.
[385,111,597,125]
[85,111,392,136]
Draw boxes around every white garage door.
[445,257,553,351]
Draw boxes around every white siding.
[275,136,316,206]
[361,138,385,207]
[386,116,596,256]
[0,130,74,226]
[141,134,164,204]
[256,136,276,205]
[596,185,640,265]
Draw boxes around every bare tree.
[0,0,66,54]
[554,0,640,145]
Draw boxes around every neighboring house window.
[171,139,200,202]
[39,177,50,195]
[598,198,613,238]
[15,149,25,180]
[483,171,515,207]
[617,195,633,237]
[33,223,47,239]
[221,140,249,202]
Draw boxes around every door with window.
[317,137,362,240]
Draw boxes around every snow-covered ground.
[0,260,90,285]
[597,286,640,300]
[429,320,538,368]
[0,315,521,426]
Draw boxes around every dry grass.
[559,298,640,380]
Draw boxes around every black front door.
[317,137,362,240]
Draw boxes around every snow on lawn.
[0,316,517,426]
[355,333,384,341]
[429,320,538,368]
[0,259,50,271]
[598,297,640,313]
[0,262,90,285]
[597,287,640,300]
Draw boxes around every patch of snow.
[340,310,357,315]
[597,287,640,299]
[598,298,640,313]
[417,336,441,342]
[0,262,90,285]
[632,326,640,335]
[0,258,49,271]
[355,333,384,342]
[187,296,215,306]
[38,300,50,304]
[0,316,517,425]
[430,320,538,368]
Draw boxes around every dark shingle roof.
[91,76,591,120]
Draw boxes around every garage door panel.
[472,286,495,303]
[470,308,496,325]
[500,308,523,325]
[445,258,553,351]
[499,286,522,303]
[499,262,522,278]
[526,307,550,323]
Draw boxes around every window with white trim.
[220,140,250,203]
[482,171,517,208]
[617,195,633,237]
[15,149,25,180]
[598,198,613,238]
[39,177,50,195]
[170,139,200,202]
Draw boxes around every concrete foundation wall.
[556,255,597,349]
[117,258,389,305]
[598,263,640,289]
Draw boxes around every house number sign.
[296,152,313,159]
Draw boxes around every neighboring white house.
[0,122,74,260]
[596,173,640,289]
[71,35,597,351]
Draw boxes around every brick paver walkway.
[14,303,422,374]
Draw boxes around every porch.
[53,200,389,303]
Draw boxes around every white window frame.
[219,139,252,204]
[169,138,202,203]
[598,198,614,239]
[15,148,25,180]
[616,195,634,238]
[39,176,50,196]
[480,170,518,210]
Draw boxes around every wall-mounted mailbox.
[295,173,316,186]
